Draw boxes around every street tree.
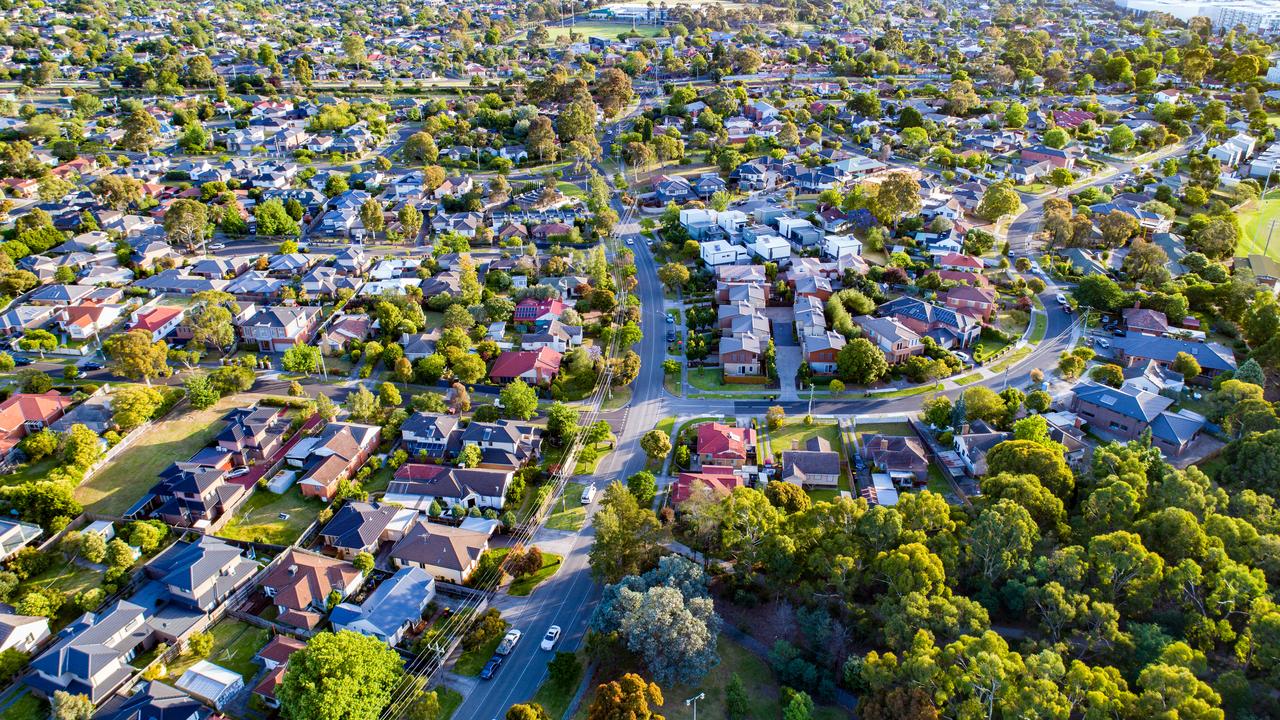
[499,380,539,420]
[276,630,404,720]
[976,181,1020,221]
[164,199,210,252]
[104,330,170,385]
[639,430,671,461]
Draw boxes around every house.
[385,464,514,511]
[1208,133,1256,167]
[259,549,364,628]
[388,521,491,584]
[53,303,124,341]
[802,332,846,375]
[696,423,756,468]
[0,519,44,560]
[319,501,413,559]
[670,466,743,503]
[252,635,307,707]
[129,306,186,342]
[297,422,382,502]
[490,348,561,384]
[143,536,258,611]
[97,681,210,720]
[217,406,290,464]
[779,437,841,487]
[0,613,50,653]
[401,413,463,459]
[854,316,923,363]
[952,424,1011,477]
[458,420,544,470]
[937,253,984,273]
[236,306,321,352]
[319,314,373,354]
[653,174,693,204]
[878,297,981,348]
[1109,335,1237,383]
[1021,145,1076,170]
[720,333,764,378]
[27,601,151,703]
[700,239,751,266]
[513,298,566,326]
[1122,305,1170,336]
[521,320,583,353]
[0,305,56,337]
[331,566,435,646]
[1070,383,1206,456]
[861,434,929,485]
[128,463,249,527]
[0,392,76,461]
[943,285,999,322]
[401,331,441,361]
[175,661,244,710]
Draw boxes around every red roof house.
[513,298,567,326]
[938,253,983,272]
[695,422,756,468]
[489,347,562,384]
[670,466,743,503]
[0,392,76,458]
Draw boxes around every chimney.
[287,565,298,577]
[791,440,799,450]
[960,423,970,435]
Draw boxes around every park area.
[1239,191,1280,262]
[541,21,663,43]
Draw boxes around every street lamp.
[685,693,705,720]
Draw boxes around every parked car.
[208,243,226,250]
[496,629,522,656]
[13,356,32,366]
[79,361,103,370]
[1055,294,1068,305]
[479,656,503,680]
[1097,338,1112,349]
[226,466,252,479]
[541,626,561,651]
[581,484,597,505]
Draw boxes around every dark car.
[1113,329,1125,337]
[13,356,32,366]
[479,655,503,681]
[79,361,103,370]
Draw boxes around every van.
[581,484,597,505]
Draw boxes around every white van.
[580,484,597,505]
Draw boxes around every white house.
[700,240,750,266]
[0,614,50,653]
[1208,133,1257,167]
[824,235,864,259]
[750,235,791,262]
[717,210,749,235]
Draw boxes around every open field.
[1239,197,1280,262]
[77,395,251,516]
[541,21,663,43]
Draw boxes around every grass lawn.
[436,687,465,720]
[687,367,767,392]
[546,483,588,532]
[509,552,564,596]
[866,383,940,399]
[19,560,103,600]
[163,620,270,681]
[926,465,953,497]
[0,693,46,720]
[531,653,584,719]
[952,372,984,385]
[986,346,1033,373]
[77,395,246,515]
[663,368,682,396]
[556,181,586,198]
[218,486,325,545]
[574,637,843,720]
[1013,183,1048,194]
[1238,196,1280,262]
[366,463,395,495]
[422,311,445,330]
[1,457,57,488]
[454,626,508,676]
[1030,313,1048,343]
[974,339,1011,363]
[768,421,840,454]
[600,385,632,411]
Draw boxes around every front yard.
[218,485,325,545]
[687,367,768,392]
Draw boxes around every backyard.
[161,620,270,682]
[0,693,45,720]
[76,394,255,516]
[765,420,850,502]
[218,485,325,545]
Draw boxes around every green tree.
[185,374,220,410]
[276,631,405,720]
[283,344,322,375]
[499,380,539,420]
[627,471,657,507]
[256,198,300,236]
[590,483,663,584]
[585,673,663,720]
[836,338,889,385]
[640,430,671,461]
[976,181,1021,222]
[1172,352,1201,381]
[51,692,94,720]
[1108,125,1136,152]
[104,330,170,385]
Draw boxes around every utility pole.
[685,693,705,720]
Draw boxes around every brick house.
[696,422,756,468]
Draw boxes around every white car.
[208,243,226,250]
[625,238,634,245]
[541,626,561,651]
[226,466,251,479]
[581,484,597,505]
[1055,294,1068,305]
[1097,338,1111,349]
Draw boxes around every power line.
[376,192,638,720]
